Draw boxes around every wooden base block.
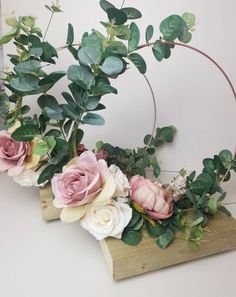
[100,214,236,280]
[40,184,62,221]
[40,186,236,280]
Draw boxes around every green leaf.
[15,60,41,74]
[160,15,183,41]
[219,150,232,168]
[207,198,218,214]
[82,113,105,126]
[49,138,69,165]
[190,215,204,227]
[145,25,154,43]
[61,104,79,120]
[152,40,165,62]
[90,84,117,96]
[146,222,166,237]
[0,93,10,114]
[42,107,64,120]
[0,27,17,45]
[114,25,131,40]
[99,0,115,12]
[156,228,174,249]
[122,229,142,246]
[203,158,215,170]
[121,7,142,20]
[182,12,196,30]
[186,189,197,205]
[86,96,101,110]
[99,56,123,76]
[159,127,175,142]
[66,23,74,45]
[128,22,140,53]
[11,124,39,141]
[218,192,226,202]
[127,210,141,228]
[128,53,147,74]
[77,47,101,65]
[39,71,66,86]
[190,173,213,195]
[38,164,62,184]
[218,205,231,217]
[144,134,154,146]
[76,129,84,144]
[38,94,64,121]
[38,94,60,110]
[67,65,95,90]
[29,47,43,57]
[107,8,127,25]
[105,40,128,56]
[10,75,39,92]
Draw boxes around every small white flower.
[167,175,186,201]
[109,164,130,197]
[80,201,132,240]
[13,167,45,187]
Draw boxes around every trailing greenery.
[121,149,236,248]
[0,0,196,184]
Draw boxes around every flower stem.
[121,0,126,9]
[43,11,54,42]
[70,122,79,158]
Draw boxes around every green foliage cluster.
[96,125,177,178]
[0,0,194,184]
[121,149,236,249]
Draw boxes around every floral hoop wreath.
[0,0,235,249]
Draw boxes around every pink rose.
[52,151,109,208]
[130,175,173,220]
[96,149,109,161]
[0,131,31,176]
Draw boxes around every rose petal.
[92,175,116,206]
[60,205,88,222]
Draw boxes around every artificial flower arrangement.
[0,0,236,250]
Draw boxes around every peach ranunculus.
[130,175,173,220]
[0,130,32,176]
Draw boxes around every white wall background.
[1,0,236,172]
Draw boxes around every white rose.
[13,167,45,187]
[80,201,132,240]
[109,164,130,197]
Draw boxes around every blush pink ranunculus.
[130,175,173,220]
[0,131,31,176]
[52,151,109,208]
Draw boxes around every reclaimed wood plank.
[100,213,236,280]
[40,185,236,281]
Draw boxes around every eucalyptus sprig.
[0,0,195,184]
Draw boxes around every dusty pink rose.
[52,151,109,208]
[77,144,88,156]
[96,149,109,161]
[130,175,173,220]
[0,131,31,176]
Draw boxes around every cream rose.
[109,164,130,197]
[80,201,132,240]
[13,166,46,187]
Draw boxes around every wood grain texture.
[100,213,236,280]
[40,184,62,221]
[40,185,236,280]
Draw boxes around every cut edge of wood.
[99,240,114,280]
